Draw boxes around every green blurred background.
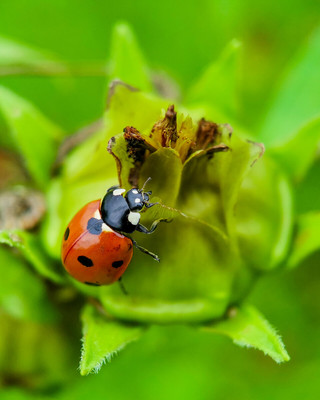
[1,0,320,399]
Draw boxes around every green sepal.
[80,304,145,375]
[179,127,265,243]
[287,211,320,269]
[235,159,293,270]
[185,39,242,119]
[139,148,182,206]
[99,220,236,324]
[109,22,153,92]
[202,304,290,363]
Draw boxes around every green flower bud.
[44,82,293,326]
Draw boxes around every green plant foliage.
[185,39,242,120]
[210,135,263,240]
[0,230,65,283]
[109,23,153,92]
[0,35,60,69]
[43,78,293,341]
[268,117,320,181]
[1,3,320,392]
[287,212,320,269]
[260,26,320,146]
[0,246,57,322]
[202,304,290,363]
[235,158,293,271]
[0,312,74,389]
[80,304,145,375]
[0,86,63,188]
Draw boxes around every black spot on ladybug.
[87,218,103,235]
[84,281,100,286]
[128,243,133,250]
[64,227,70,241]
[112,260,124,268]
[78,255,94,267]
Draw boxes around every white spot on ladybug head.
[134,198,141,204]
[113,188,126,196]
[132,189,138,194]
[128,211,140,226]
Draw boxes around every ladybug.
[61,182,161,287]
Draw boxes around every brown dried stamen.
[151,104,179,148]
[195,118,220,151]
[123,126,156,187]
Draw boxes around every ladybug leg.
[118,277,128,295]
[144,202,159,208]
[136,217,172,233]
[131,239,160,262]
[136,220,161,234]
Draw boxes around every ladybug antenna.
[141,177,152,192]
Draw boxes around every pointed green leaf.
[269,117,320,181]
[202,304,290,363]
[0,229,65,284]
[185,39,242,118]
[0,246,57,322]
[0,35,58,68]
[260,26,320,146]
[109,22,153,92]
[107,81,168,132]
[287,212,320,269]
[0,86,63,188]
[80,304,145,375]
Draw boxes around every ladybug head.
[125,188,152,211]
[125,176,154,211]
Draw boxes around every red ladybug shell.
[61,200,133,286]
